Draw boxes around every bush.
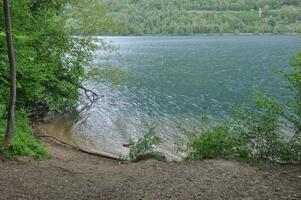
[187,125,234,160]
[180,88,301,163]
[280,52,301,146]
[177,53,301,164]
[232,89,286,162]
[0,109,49,160]
[128,127,165,162]
[278,142,301,163]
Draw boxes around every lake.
[42,36,301,160]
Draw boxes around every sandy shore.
[0,137,300,200]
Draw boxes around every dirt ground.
[0,137,301,200]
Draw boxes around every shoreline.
[1,136,300,199]
[100,33,301,37]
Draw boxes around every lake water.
[43,36,301,160]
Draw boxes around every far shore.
[99,33,301,37]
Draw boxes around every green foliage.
[0,104,5,119]
[0,0,114,113]
[65,0,118,35]
[104,0,301,35]
[232,89,287,161]
[277,142,301,162]
[88,67,132,85]
[175,115,210,154]
[128,127,165,162]
[180,87,301,163]
[186,125,234,160]
[179,52,301,164]
[232,86,301,163]
[0,0,114,159]
[280,52,301,142]
[278,52,301,162]
[0,109,49,160]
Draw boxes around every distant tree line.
[104,0,301,35]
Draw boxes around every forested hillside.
[105,0,301,35]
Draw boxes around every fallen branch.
[36,128,125,161]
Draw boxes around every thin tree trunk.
[3,0,17,147]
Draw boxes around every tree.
[104,0,301,35]
[3,0,16,147]
[0,0,115,158]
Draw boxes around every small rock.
[123,143,130,148]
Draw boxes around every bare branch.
[78,86,102,111]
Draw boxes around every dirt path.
[0,137,301,200]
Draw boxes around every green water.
[73,36,301,159]
[101,36,301,116]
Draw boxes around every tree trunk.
[3,0,17,147]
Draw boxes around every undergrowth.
[0,107,49,160]
[176,89,301,164]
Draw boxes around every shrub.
[187,125,234,160]
[280,52,301,153]
[175,115,210,154]
[278,142,301,163]
[231,89,286,161]
[180,88,301,163]
[0,109,49,160]
[128,127,165,162]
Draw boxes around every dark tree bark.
[3,0,17,147]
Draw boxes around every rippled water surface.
[45,36,301,160]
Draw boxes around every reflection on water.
[41,36,301,160]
